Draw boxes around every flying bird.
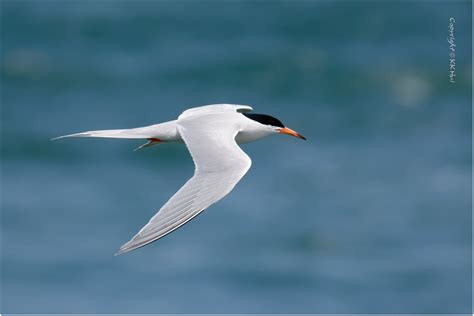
[54,104,305,255]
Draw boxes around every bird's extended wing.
[116,114,251,255]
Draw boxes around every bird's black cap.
[242,113,285,128]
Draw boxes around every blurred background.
[1,1,472,314]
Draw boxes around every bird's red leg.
[147,138,162,143]
[134,138,162,151]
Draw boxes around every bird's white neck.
[235,117,276,144]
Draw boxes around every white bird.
[54,104,305,255]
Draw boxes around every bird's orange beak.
[278,127,306,140]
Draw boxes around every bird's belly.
[149,120,183,142]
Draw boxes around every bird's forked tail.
[51,126,165,151]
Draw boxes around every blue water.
[1,1,472,313]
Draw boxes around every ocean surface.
[1,1,472,314]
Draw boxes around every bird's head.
[242,113,306,140]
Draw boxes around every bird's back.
[178,104,253,120]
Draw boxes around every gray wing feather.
[116,114,251,255]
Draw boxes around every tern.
[54,104,305,254]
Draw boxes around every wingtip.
[115,241,133,256]
[114,247,126,256]
[114,246,126,256]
